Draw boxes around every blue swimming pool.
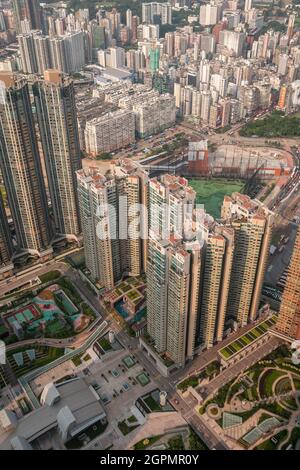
[115,300,128,319]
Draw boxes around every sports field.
[188,179,244,218]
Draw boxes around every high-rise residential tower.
[113,160,148,276]
[13,0,41,34]
[221,193,273,326]
[147,236,201,367]
[198,227,234,349]
[77,168,121,289]
[33,70,81,241]
[147,175,201,366]
[0,72,52,258]
[275,228,300,340]
[77,159,148,289]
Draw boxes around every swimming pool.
[115,301,129,319]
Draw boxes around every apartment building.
[147,175,200,366]
[275,228,300,340]
[76,169,121,289]
[221,193,273,326]
[198,227,234,349]
[33,70,82,241]
[77,160,148,289]
[0,73,52,258]
[84,109,135,156]
[0,191,13,278]
[133,94,176,138]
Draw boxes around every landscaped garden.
[133,428,208,451]
[134,435,162,450]
[219,315,277,360]
[136,372,150,386]
[198,344,300,449]
[1,278,96,343]
[123,355,136,369]
[138,389,174,414]
[65,420,108,449]
[6,345,64,378]
[93,333,123,357]
[118,417,139,436]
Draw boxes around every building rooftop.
[0,378,106,449]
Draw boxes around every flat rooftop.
[0,378,106,449]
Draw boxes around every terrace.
[219,315,277,363]
[136,389,174,414]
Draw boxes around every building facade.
[0,73,52,257]
[275,228,300,340]
[33,70,82,241]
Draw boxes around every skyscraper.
[275,228,300,340]
[77,159,148,289]
[77,169,121,289]
[13,0,41,34]
[147,237,201,367]
[221,193,273,326]
[113,160,148,277]
[287,13,295,42]
[0,191,13,278]
[17,32,38,74]
[198,227,234,349]
[18,31,86,75]
[147,175,201,366]
[33,70,82,241]
[244,0,252,11]
[0,72,52,258]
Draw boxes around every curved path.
[5,316,104,352]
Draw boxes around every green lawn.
[177,376,198,392]
[143,395,161,412]
[188,429,209,450]
[39,271,61,284]
[168,435,185,450]
[98,337,112,352]
[188,179,244,218]
[117,420,139,436]
[259,370,286,398]
[283,426,300,449]
[65,421,108,449]
[219,316,277,360]
[7,346,64,377]
[255,430,288,450]
[134,435,162,450]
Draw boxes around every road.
[5,316,104,352]
[109,315,281,450]
[0,260,103,318]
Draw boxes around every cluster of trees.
[260,20,287,35]
[239,111,300,138]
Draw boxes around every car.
[173,398,179,405]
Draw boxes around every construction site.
[185,142,293,180]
